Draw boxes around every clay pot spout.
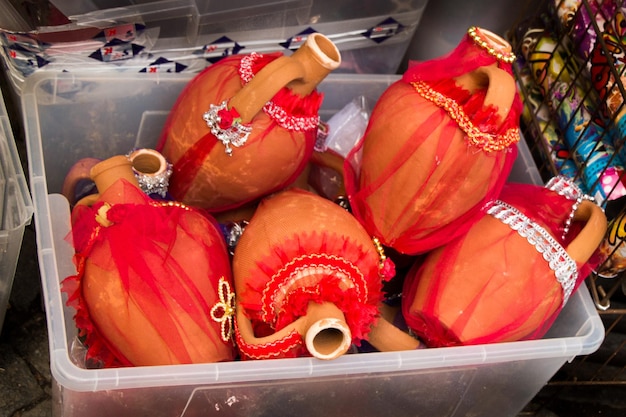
[230,32,341,123]
[236,301,352,360]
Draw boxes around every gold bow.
[210,277,236,343]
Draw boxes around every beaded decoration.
[545,175,597,239]
[150,200,193,211]
[203,100,252,156]
[410,81,520,152]
[95,203,113,227]
[372,237,396,280]
[486,200,578,306]
[127,152,173,198]
[467,26,516,64]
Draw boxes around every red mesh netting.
[233,189,385,358]
[157,53,320,213]
[344,29,523,255]
[63,179,235,367]
[401,182,599,347]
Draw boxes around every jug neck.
[229,33,341,123]
[89,155,140,205]
[453,27,516,125]
[285,33,342,96]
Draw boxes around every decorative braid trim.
[467,26,516,64]
[410,81,520,152]
[486,200,578,306]
[239,53,319,131]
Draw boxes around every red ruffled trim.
[238,230,383,345]
[234,320,303,360]
[273,276,379,343]
[239,52,324,128]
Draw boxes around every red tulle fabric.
[402,30,518,82]
[240,232,381,339]
[233,189,385,358]
[344,31,523,255]
[157,52,322,213]
[402,182,600,347]
[63,179,235,367]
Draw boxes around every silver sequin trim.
[486,200,578,306]
[127,151,173,198]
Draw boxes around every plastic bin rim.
[1,94,34,232]
[20,69,399,91]
[47,284,604,393]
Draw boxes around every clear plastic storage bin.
[0,87,34,334]
[22,71,602,417]
[1,0,428,96]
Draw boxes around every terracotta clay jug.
[401,177,607,347]
[232,189,414,360]
[344,26,523,255]
[62,148,173,205]
[63,154,236,367]
[158,33,341,213]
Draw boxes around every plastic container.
[0,87,34,334]
[405,0,536,61]
[21,71,602,417]
[68,0,199,41]
[1,0,428,97]
[194,0,429,74]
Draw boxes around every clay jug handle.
[477,65,516,125]
[311,149,345,178]
[454,28,516,127]
[236,301,352,360]
[228,33,341,123]
[455,64,516,127]
[73,155,140,207]
[309,149,347,198]
[367,304,422,352]
[565,200,608,264]
[62,157,101,205]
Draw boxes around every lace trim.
[234,320,302,359]
[260,253,367,326]
[410,81,520,152]
[486,200,578,306]
[545,175,597,239]
[239,53,320,131]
